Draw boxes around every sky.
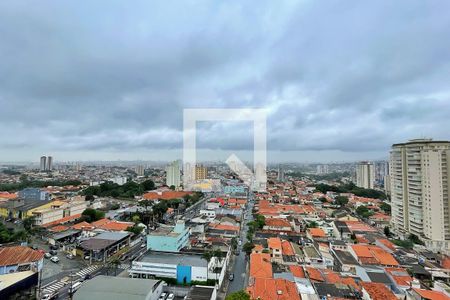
[0,1,449,163]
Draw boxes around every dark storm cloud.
[0,0,449,161]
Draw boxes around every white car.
[159,292,167,300]
[50,256,60,263]
[167,293,175,300]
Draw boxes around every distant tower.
[356,161,374,189]
[40,156,47,172]
[277,165,285,182]
[194,165,208,180]
[166,161,181,187]
[46,156,53,171]
[136,165,145,176]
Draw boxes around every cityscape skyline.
[1,1,450,163]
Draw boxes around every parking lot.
[30,238,88,285]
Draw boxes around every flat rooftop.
[138,251,207,267]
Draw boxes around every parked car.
[49,250,57,256]
[50,256,60,263]
[49,245,58,250]
[159,292,167,300]
[66,253,74,259]
[41,292,58,300]
[44,252,52,259]
[229,274,234,281]
[69,282,82,294]
[167,293,175,300]
[84,255,90,260]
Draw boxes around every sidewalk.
[216,252,236,300]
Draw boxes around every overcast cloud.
[0,0,449,162]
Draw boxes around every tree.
[380,202,391,214]
[126,225,144,235]
[307,221,318,228]
[81,208,105,223]
[152,202,168,222]
[231,237,238,250]
[254,214,265,229]
[243,242,255,255]
[131,215,141,224]
[23,217,35,231]
[141,179,155,191]
[356,206,373,218]
[408,234,425,245]
[169,185,175,190]
[319,197,328,203]
[108,257,121,276]
[225,290,250,300]
[202,251,213,281]
[335,196,349,206]
[384,226,391,237]
[212,249,224,283]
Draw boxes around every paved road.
[226,193,254,295]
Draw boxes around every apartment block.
[390,139,450,253]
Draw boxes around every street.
[226,192,254,295]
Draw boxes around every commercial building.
[166,160,181,188]
[77,231,131,261]
[74,275,164,300]
[31,200,87,226]
[356,161,375,189]
[0,199,52,220]
[390,139,450,253]
[0,246,44,275]
[146,220,190,252]
[129,252,208,283]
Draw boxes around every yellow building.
[0,199,55,220]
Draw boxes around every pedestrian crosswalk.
[75,265,100,278]
[42,280,65,294]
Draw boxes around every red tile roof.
[281,240,294,256]
[0,246,44,266]
[361,282,396,300]
[71,221,95,230]
[247,278,301,300]
[49,225,69,232]
[142,191,191,200]
[264,218,291,228]
[308,227,326,237]
[289,265,305,278]
[351,244,399,266]
[42,213,82,227]
[412,288,449,300]
[267,237,282,250]
[377,239,397,251]
[91,219,133,231]
[306,267,324,282]
[250,253,273,279]
[384,267,412,287]
[209,223,239,232]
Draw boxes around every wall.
[191,266,207,282]
[176,265,192,284]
